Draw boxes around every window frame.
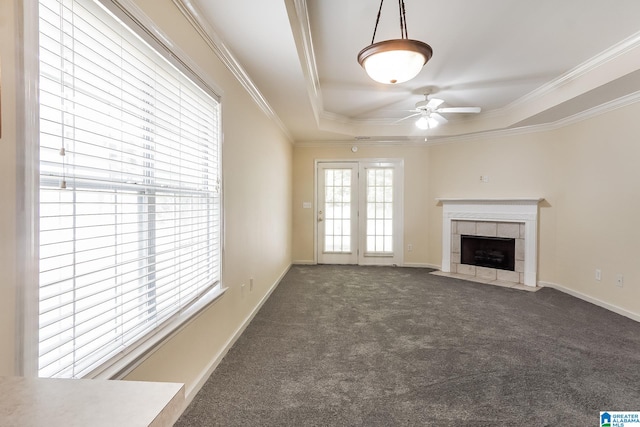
[18,0,226,379]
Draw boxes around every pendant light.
[357,0,433,84]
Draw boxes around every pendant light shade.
[357,39,433,84]
[358,0,433,84]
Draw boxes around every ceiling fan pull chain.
[371,0,385,44]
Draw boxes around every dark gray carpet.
[176,265,640,426]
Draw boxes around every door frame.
[314,158,404,266]
[316,162,359,264]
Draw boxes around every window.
[323,168,352,253]
[365,167,394,254]
[38,0,221,378]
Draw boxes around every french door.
[316,161,403,266]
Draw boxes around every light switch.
[302,202,312,209]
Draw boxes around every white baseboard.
[403,262,440,269]
[539,281,640,323]
[180,263,292,411]
[294,261,440,269]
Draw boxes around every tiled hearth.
[437,198,543,287]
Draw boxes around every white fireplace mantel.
[437,198,544,286]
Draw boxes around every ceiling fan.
[397,94,481,129]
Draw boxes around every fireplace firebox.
[461,235,515,271]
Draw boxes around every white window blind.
[38,0,221,378]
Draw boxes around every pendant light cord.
[400,0,408,39]
[371,0,410,44]
[371,0,384,44]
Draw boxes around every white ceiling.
[185,0,640,143]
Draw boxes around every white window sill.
[90,285,228,380]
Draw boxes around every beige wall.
[292,144,432,266]
[291,139,554,272]
[426,130,558,283]
[0,0,18,376]
[549,104,640,310]
[426,103,640,316]
[293,104,640,319]
[2,0,293,396]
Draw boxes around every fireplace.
[461,235,515,271]
[437,198,543,287]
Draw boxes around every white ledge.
[437,198,544,204]
[0,377,184,426]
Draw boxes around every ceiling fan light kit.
[415,116,430,130]
[358,0,433,84]
[395,94,482,129]
[415,115,439,130]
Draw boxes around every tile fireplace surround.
[438,198,543,287]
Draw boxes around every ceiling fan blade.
[426,98,445,109]
[377,109,421,113]
[431,113,448,124]
[436,107,481,114]
[392,113,421,124]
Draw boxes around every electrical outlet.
[616,274,624,288]
[407,244,413,252]
[595,269,601,281]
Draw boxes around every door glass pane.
[366,168,393,253]
[324,169,351,252]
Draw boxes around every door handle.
[318,210,323,222]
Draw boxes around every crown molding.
[318,110,353,125]
[297,89,640,148]
[545,89,640,127]
[505,30,640,110]
[295,139,430,148]
[313,74,640,142]
[423,89,640,147]
[172,0,293,142]
[311,76,640,147]
[285,0,322,124]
